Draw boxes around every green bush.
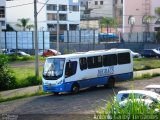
[97,94,160,120]
[0,54,16,91]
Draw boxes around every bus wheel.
[105,77,115,88]
[71,83,80,94]
[53,92,59,95]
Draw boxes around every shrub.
[0,54,16,91]
[97,95,160,120]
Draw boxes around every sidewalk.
[1,68,160,99]
[0,85,42,99]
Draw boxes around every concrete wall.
[88,0,114,18]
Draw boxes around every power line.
[6,2,34,8]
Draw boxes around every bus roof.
[47,49,131,59]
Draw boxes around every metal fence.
[0,30,160,54]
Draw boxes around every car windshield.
[43,58,65,80]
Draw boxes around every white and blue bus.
[42,49,133,94]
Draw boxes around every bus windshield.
[43,58,65,80]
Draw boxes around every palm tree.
[26,24,34,31]
[100,17,114,33]
[16,18,34,31]
[143,15,156,33]
[155,7,160,17]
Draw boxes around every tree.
[100,17,114,33]
[6,24,15,31]
[155,7,160,17]
[143,15,155,33]
[16,18,34,31]
[155,7,160,43]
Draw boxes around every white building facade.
[6,0,80,31]
[0,0,6,30]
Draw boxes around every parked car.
[156,47,160,51]
[145,85,160,94]
[115,90,160,102]
[17,51,30,56]
[42,49,61,57]
[141,49,160,58]
[130,50,140,58]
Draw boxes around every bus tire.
[53,92,59,95]
[71,83,80,94]
[105,77,115,88]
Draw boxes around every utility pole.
[34,0,39,79]
[56,5,60,52]
[0,22,2,53]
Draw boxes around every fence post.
[5,31,6,50]
[67,30,69,53]
[137,32,138,43]
[79,30,81,52]
[16,31,18,53]
[43,31,45,52]
[32,31,34,51]
[93,29,95,50]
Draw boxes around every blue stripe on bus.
[43,72,133,93]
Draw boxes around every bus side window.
[65,61,77,77]
[79,57,87,70]
[103,54,117,66]
[118,52,131,65]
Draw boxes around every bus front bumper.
[42,82,73,93]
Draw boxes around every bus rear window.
[118,52,131,65]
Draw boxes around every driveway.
[1,77,160,120]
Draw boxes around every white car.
[115,90,160,102]
[130,51,140,58]
[17,51,30,56]
[145,85,160,94]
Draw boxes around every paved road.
[1,77,160,120]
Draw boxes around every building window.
[59,5,67,11]
[46,4,57,11]
[59,14,67,21]
[69,5,79,11]
[60,24,67,30]
[0,21,5,26]
[121,0,123,4]
[0,6,5,18]
[95,1,98,5]
[69,24,78,30]
[100,1,103,5]
[47,13,57,20]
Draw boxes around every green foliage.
[0,54,16,91]
[16,18,34,31]
[155,7,160,17]
[7,54,34,62]
[134,58,160,71]
[97,95,160,120]
[63,48,77,54]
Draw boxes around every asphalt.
[0,68,160,99]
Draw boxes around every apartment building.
[6,0,80,31]
[0,0,6,30]
[123,0,160,33]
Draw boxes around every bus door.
[65,60,77,83]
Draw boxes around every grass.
[11,66,43,88]
[134,58,160,71]
[0,87,50,103]
[96,94,160,120]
